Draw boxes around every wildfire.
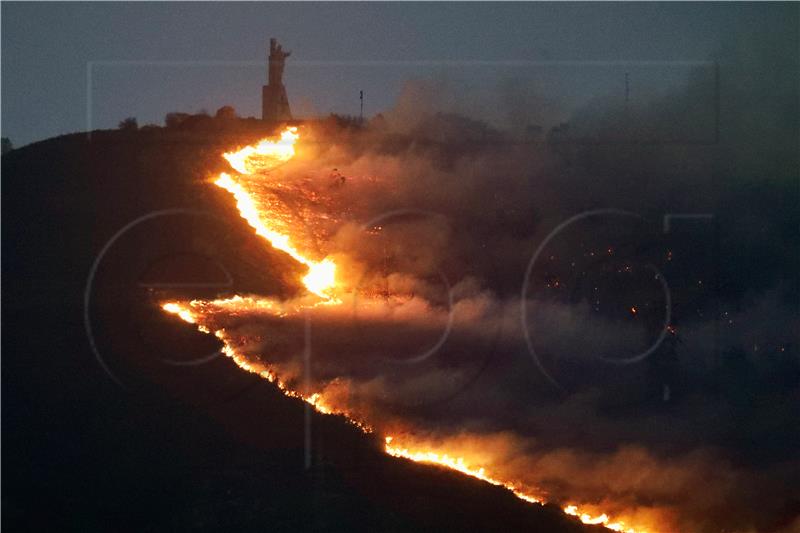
[384,436,543,504]
[159,128,652,533]
[222,127,299,174]
[384,436,644,533]
[162,301,197,324]
[214,128,337,299]
[563,505,641,532]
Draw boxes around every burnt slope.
[2,124,596,532]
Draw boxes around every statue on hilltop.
[262,38,292,122]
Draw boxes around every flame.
[222,127,299,174]
[214,128,337,298]
[384,436,645,532]
[161,299,373,432]
[163,304,649,532]
[563,505,640,533]
[384,436,543,504]
[159,128,653,533]
[301,258,337,299]
[162,302,197,323]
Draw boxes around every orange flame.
[215,128,337,298]
[161,299,373,432]
[222,127,299,174]
[563,505,641,532]
[384,436,543,504]
[162,302,197,323]
[162,304,649,532]
[384,436,645,532]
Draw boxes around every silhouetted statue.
[262,38,292,122]
[268,38,290,86]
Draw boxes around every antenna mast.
[625,72,630,109]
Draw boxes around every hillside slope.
[2,124,598,532]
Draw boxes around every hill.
[2,123,599,532]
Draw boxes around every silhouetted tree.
[165,112,191,128]
[215,106,237,120]
[327,113,363,130]
[118,117,138,131]
[1,137,12,155]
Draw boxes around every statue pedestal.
[262,84,292,122]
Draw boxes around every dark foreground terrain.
[2,123,598,532]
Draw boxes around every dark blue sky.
[0,2,784,147]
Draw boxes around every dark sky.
[0,2,787,147]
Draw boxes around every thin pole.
[625,72,630,108]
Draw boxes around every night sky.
[1,2,791,147]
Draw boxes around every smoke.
[181,14,798,533]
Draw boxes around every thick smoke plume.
[171,17,798,533]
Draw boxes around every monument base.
[262,84,292,122]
